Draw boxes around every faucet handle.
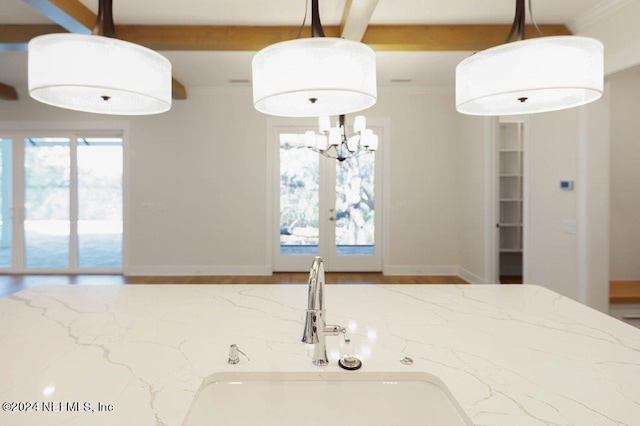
[340,327,351,343]
[324,324,350,343]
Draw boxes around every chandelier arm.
[311,0,325,37]
[505,0,526,43]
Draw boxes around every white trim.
[121,126,131,277]
[0,121,130,132]
[604,40,640,76]
[1,268,122,274]
[578,105,589,305]
[124,265,271,276]
[382,265,459,276]
[485,117,499,283]
[381,118,391,279]
[570,0,633,33]
[263,116,273,275]
[458,267,490,284]
[521,117,530,284]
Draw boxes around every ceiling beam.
[23,0,94,34]
[361,24,572,51]
[22,0,187,100]
[0,24,65,50]
[0,83,19,100]
[1,23,572,52]
[340,0,379,41]
[171,78,187,101]
[117,23,572,51]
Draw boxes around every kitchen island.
[0,284,638,425]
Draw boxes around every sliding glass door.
[77,138,123,268]
[0,132,123,272]
[24,137,71,268]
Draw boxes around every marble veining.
[0,284,639,425]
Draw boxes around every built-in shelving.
[498,122,523,253]
[498,120,524,282]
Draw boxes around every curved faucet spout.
[302,256,324,345]
[306,256,325,311]
[301,256,347,366]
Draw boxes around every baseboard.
[124,265,272,276]
[457,267,490,284]
[383,265,459,276]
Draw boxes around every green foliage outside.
[279,133,375,247]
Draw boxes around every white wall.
[609,69,640,281]
[526,95,610,311]
[457,115,491,283]
[0,85,463,276]
[572,0,640,75]
[367,89,460,275]
[578,86,611,312]
[127,88,269,274]
[527,109,581,299]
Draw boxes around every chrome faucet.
[302,256,349,366]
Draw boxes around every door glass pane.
[335,151,375,255]
[24,137,70,268]
[0,138,13,268]
[77,137,123,267]
[279,133,319,255]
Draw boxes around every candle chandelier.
[455,0,603,116]
[305,115,378,162]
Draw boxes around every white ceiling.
[0,0,621,92]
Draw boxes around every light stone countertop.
[0,284,639,425]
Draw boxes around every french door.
[0,132,123,272]
[271,122,383,272]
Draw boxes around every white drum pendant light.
[455,0,603,116]
[252,0,377,117]
[28,0,171,115]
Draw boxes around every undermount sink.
[183,371,472,425]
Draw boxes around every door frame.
[266,116,389,273]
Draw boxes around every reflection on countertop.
[0,284,639,425]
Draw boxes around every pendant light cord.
[310,0,325,37]
[295,0,326,39]
[92,0,117,38]
[505,0,544,43]
[505,0,525,42]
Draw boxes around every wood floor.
[500,276,523,284]
[0,273,468,298]
[609,281,640,304]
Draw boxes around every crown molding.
[570,0,633,32]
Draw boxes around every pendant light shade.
[28,33,172,115]
[252,37,377,117]
[456,36,603,116]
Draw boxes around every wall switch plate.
[562,219,578,235]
